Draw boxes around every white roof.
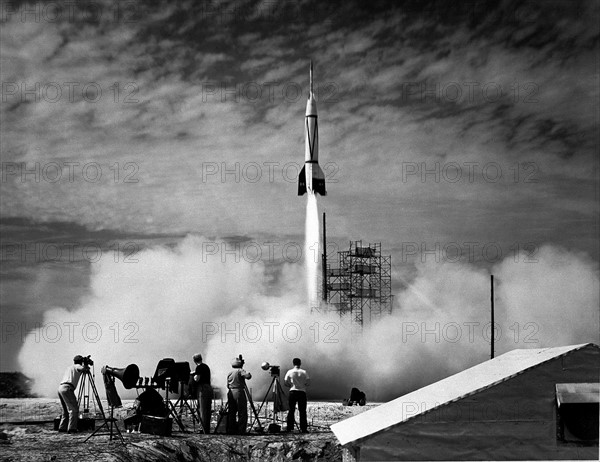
[331,343,594,446]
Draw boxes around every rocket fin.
[298,166,307,196]
[313,164,327,196]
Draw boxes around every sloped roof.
[331,343,597,446]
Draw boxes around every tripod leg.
[163,383,185,433]
[167,400,186,432]
[77,375,84,408]
[214,401,228,434]
[180,381,206,433]
[244,384,263,433]
[255,376,277,417]
[181,395,204,433]
[84,372,125,445]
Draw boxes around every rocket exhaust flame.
[305,192,319,309]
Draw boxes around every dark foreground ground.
[0,399,374,461]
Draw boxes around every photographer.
[226,355,251,435]
[57,355,88,433]
[284,358,310,433]
[191,353,212,433]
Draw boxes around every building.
[331,343,599,461]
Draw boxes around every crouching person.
[57,355,87,433]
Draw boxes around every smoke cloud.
[18,236,599,401]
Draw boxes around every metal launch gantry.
[323,240,393,332]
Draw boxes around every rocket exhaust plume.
[15,237,599,401]
[305,192,319,309]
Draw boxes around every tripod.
[214,384,263,434]
[76,368,124,443]
[164,379,205,433]
[253,373,288,431]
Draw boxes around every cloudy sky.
[1,0,598,392]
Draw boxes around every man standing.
[284,358,310,433]
[226,355,252,435]
[192,353,212,433]
[57,355,87,433]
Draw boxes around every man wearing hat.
[57,355,88,433]
[226,355,252,435]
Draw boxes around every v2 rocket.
[298,61,326,196]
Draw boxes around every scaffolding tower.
[325,241,392,333]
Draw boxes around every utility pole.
[491,274,495,359]
[322,212,327,301]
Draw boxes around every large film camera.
[102,364,140,389]
[82,355,94,367]
[101,363,141,408]
[152,358,191,393]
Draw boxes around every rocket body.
[298,62,326,196]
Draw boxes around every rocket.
[298,60,326,196]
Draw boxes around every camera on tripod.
[261,362,280,376]
[82,355,94,367]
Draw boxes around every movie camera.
[260,362,280,377]
[231,354,245,368]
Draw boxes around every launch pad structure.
[320,214,393,333]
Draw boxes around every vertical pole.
[322,212,327,301]
[491,274,495,359]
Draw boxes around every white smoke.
[493,245,600,349]
[18,237,599,401]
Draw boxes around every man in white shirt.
[57,355,87,433]
[284,357,310,433]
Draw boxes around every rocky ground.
[0,398,375,461]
